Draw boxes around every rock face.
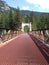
[0,0,10,13]
[0,0,48,15]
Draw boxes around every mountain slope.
[21,10,48,16]
[0,0,48,16]
[0,0,10,13]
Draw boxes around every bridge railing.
[29,34,49,63]
[29,28,49,43]
[0,28,23,43]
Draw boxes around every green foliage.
[0,14,3,27]
[31,16,37,30]
[8,9,15,30]
[0,13,6,28]
[1,5,49,33]
[36,15,46,29]
[45,14,49,28]
[36,15,47,34]
[0,32,1,35]
[0,7,22,31]
[24,26,29,32]
[14,7,21,30]
[30,11,33,23]
[25,15,30,23]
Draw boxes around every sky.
[3,0,49,12]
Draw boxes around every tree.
[36,15,46,34]
[0,14,3,35]
[30,11,35,30]
[5,14,9,29]
[45,14,49,29]
[30,11,34,23]
[0,14,3,28]
[8,9,14,30]
[25,15,30,23]
[14,7,21,30]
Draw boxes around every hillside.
[0,0,10,13]
[21,10,48,16]
[0,0,48,16]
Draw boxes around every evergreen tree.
[8,9,14,30]
[0,14,3,28]
[14,7,21,30]
[36,15,46,34]
[45,14,49,29]
[30,11,34,23]
[25,15,30,23]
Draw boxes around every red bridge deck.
[0,33,48,65]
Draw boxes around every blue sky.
[4,0,49,12]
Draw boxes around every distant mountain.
[21,10,48,16]
[0,0,16,13]
[21,10,31,16]
[0,0,10,13]
[0,0,48,16]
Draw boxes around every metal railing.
[0,28,23,43]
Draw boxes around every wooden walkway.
[0,33,48,65]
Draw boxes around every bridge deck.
[0,33,48,65]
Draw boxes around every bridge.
[0,33,49,65]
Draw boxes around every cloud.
[25,0,49,9]
[23,6,29,10]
